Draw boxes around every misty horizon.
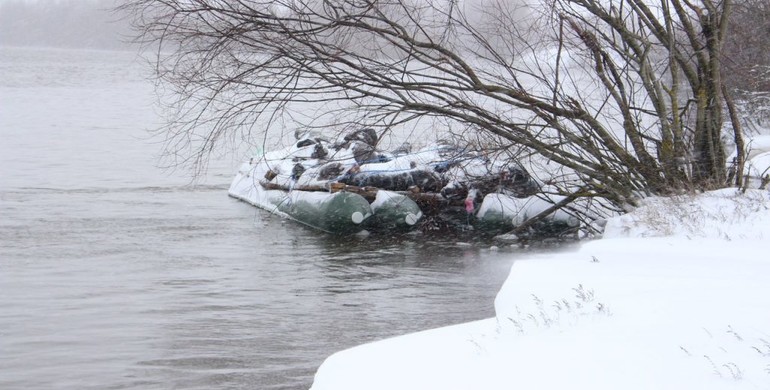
[0,0,133,50]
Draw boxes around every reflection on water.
[0,46,544,389]
[1,185,524,389]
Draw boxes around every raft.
[229,128,580,238]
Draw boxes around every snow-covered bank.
[311,189,770,390]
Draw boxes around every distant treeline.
[0,0,133,50]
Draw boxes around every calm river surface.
[0,47,539,389]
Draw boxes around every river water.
[0,47,530,389]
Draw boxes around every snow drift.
[310,188,770,390]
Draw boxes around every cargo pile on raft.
[229,129,579,237]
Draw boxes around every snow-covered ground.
[310,188,770,390]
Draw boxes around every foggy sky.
[0,0,133,50]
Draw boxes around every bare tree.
[723,0,770,93]
[722,0,770,137]
[123,0,743,222]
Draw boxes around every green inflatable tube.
[274,191,373,235]
[366,190,423,232]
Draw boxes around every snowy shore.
[310,189,770,390]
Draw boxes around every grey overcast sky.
[0,0,132,49]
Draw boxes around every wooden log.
[259,181,328,192]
